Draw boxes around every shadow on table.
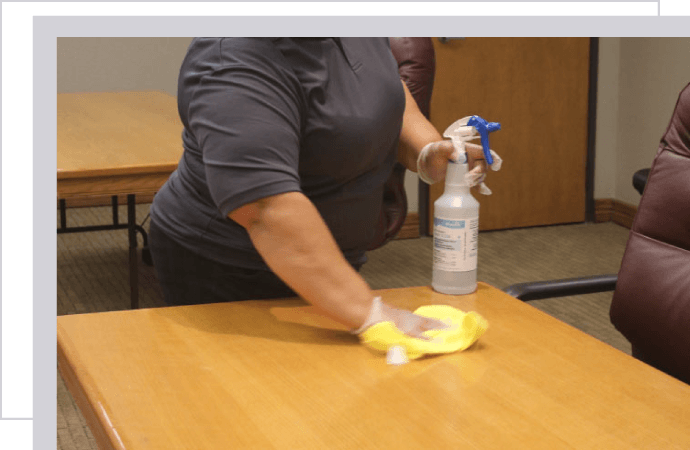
[149,297,360,347]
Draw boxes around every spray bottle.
[432,115,501,295]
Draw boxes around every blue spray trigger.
[466,116,501,166]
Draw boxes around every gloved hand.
[463,143,503,195]
[417,140,502,194]
[351,297,448,340]
[352,297,489,361]
[416,140,459,185]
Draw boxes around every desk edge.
[57,163,178,180]
[58,326,123,450]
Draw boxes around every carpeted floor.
[57,204,632,450]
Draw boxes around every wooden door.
[429,38,590,231]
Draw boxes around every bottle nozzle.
[466,116,501,165]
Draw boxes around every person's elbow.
[228,191,306,232]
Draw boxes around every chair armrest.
[633,168,650,195]
[503,274,617,301]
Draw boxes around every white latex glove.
[417,140,502,195]
[464,145,503,195]
[416,140,459,185]
[351,297,448,340]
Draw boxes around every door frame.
[585,37,599,223]
[418,37,600,235]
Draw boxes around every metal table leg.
[127,194,139,309]
[58,194,147,309]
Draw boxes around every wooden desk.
[57,283,690,449]
[57,91,183,308]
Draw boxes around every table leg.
[112,195,119,225]
[59,199,67,230]
[127,194,139,309]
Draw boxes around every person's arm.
[229,191,446,335]
[397,81,487,178]
[229,191,374,329]
[397,81,446,171]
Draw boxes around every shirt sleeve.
[186,38,304,217]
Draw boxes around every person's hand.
[380,302,449,340]
[416,140,459,185]
[464,143,502,195]
[352,297,448,340]
[417,140,502,194]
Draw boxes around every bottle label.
[433,216,478,272]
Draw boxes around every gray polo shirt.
[151,37,405,269]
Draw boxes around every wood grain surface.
[57,91,183,181]
[57,284,690,449]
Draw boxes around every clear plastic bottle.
[432,159,479,295]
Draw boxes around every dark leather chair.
[505,83,690,384]
[368,37,435,250]
[609,83,690,384]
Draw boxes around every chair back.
[610,83,690,384]
[368,37,436,250]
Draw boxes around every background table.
[57,283,690,449]
[57,91,183,308]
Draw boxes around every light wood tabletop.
[57,91,185,309]
[57,283,690,449]
[57,91,183,200]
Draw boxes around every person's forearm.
[398,82,487,177]
[398,81,444,171]
[229,192,373,330]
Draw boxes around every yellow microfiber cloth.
[359,305,488,361]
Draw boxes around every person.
[149,37,491,339]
